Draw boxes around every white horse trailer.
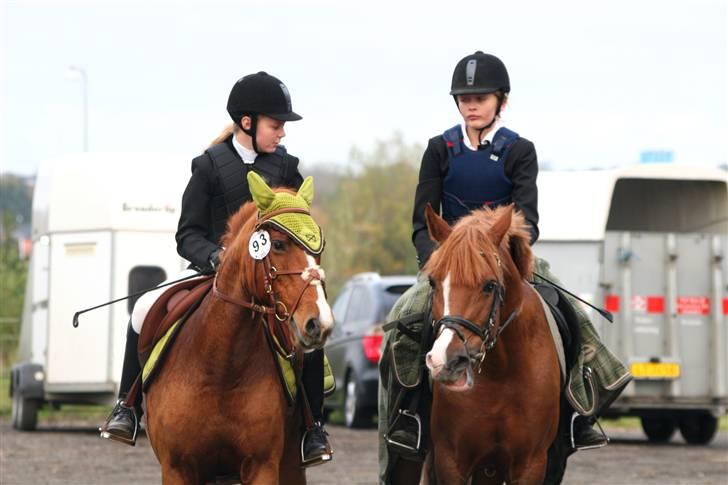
[11,152,190,430]
[533,164,728,444]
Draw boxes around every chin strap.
[240,113,259,154]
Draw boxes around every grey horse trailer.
[534,164,727,445]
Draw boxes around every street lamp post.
[67,65,88,152]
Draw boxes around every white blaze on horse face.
[443,273,451,315]
[426,273,454,377]
[305,254,334,329]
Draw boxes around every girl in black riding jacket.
[101,72,332,463]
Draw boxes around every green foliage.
[313,133,423,296]
[0,174,32,365]
[0,174,33,229]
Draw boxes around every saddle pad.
[533,288,567,380]
[143,319,181,386]
[276,345,336,402]
[143,320,335,399]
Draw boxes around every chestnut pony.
[144,183,333,484]
[422,204,561,484]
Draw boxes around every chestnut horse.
[422,204,561,484]
[144,189,333,484]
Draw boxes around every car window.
[379,284,412,321]
[346,285,373,325]
[332,287,352,323]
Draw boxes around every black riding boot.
[301,349,332,466]
[100,322,141,446]
[572,414,608,450]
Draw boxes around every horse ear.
[247,171,275,211]
[297,176,314,207]
[509,226,534,279]
[489,206,512,247]
[425,203,452,244]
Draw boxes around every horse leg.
[471,467,505,485]
[240,458,280,485]
[160,464,200,485]
[390,457,425,484]
[278,433,306,485]
[507,452,548,485]
[433,450,469,485]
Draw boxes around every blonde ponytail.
[209,123,237,147]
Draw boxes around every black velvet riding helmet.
[226,72,302,152]
[450,51,510,96]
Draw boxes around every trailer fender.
[11,362,44,399]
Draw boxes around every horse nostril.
[305,318,321,338]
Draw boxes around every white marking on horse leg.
[305,255,334,329]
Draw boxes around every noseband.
[212,207,325,359]
[433,281,519,373]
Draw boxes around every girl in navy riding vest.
[412,52,538,267]
[414,50,625,444]
[380,53,631,482]
[101,72,332,463]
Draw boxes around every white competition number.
[248,229,271,260]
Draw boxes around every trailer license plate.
[631,362,680,379]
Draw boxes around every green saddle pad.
[142,321,335,400]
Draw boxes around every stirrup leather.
[99,402,139,446]
[385,409,422,453]
[300,427,333,468]
[570,412,609,451]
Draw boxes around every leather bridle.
[433,279,519,374]
[212,207,325,359]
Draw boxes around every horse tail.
[209,123,235,147]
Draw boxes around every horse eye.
[428,277,436,289]
[272,240,286,251]
[482,281,497,293]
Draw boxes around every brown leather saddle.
[138,275,214,387]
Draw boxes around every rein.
[433,282,519,373]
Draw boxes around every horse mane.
[424,205,534,288]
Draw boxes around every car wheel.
[344,372,371,428]
[679,413,718,445]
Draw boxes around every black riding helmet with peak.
[226,71,302,153]
[451,51,510,130]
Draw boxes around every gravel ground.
[1,419,726,484]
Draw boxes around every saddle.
[533,282,582,377]
[138,275,214,388]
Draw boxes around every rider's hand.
[209,248,224,272]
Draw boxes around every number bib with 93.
[248,230,271,260]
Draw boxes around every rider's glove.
[209,248,223,272]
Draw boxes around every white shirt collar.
[460,120,502,151]
[232,133,258,164]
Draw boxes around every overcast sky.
[1,0,726,176]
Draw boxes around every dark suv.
[324,273,416,428]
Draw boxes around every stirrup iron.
[99,404,139,446]
[384,409,422,453]
[570,412,609,451]
[300,427,333,468]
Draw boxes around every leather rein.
[212,207,325,360]
[433,276,519,374]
